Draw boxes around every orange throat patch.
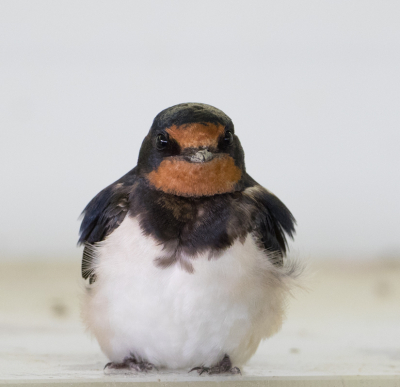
[147,155,242,197]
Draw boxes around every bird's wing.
[242,173,296,265]
[78,167,137,280]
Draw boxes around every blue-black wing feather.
[78,168,137,280]
[243,173,296,264]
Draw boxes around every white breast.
[82,215,294,369]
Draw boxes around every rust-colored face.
[166,123,225,149]
[146,123,242,197]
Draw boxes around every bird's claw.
[189,355,241,375]
[190,366,210,375]
[104,356,158,373]
[189,365,241,375]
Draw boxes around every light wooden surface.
[0,259,399,386]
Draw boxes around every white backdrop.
[1,0,399,261]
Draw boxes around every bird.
[78,102,298,375]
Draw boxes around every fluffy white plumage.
[82,215,296,369]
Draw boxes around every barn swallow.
[79,103,297,374]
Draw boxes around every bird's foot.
[190,355,241,375]
[104,355,157,373]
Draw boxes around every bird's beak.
[188,149,214,163]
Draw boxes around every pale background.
[1,0,399,262]
[1,2,400,383]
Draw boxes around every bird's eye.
[156,133,168,150]
[224,131,233,146]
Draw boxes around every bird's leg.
[104,354,157,373]
[190,355,241,375]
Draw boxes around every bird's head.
[137,103,245,197]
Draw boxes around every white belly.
[82,215,292,369]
